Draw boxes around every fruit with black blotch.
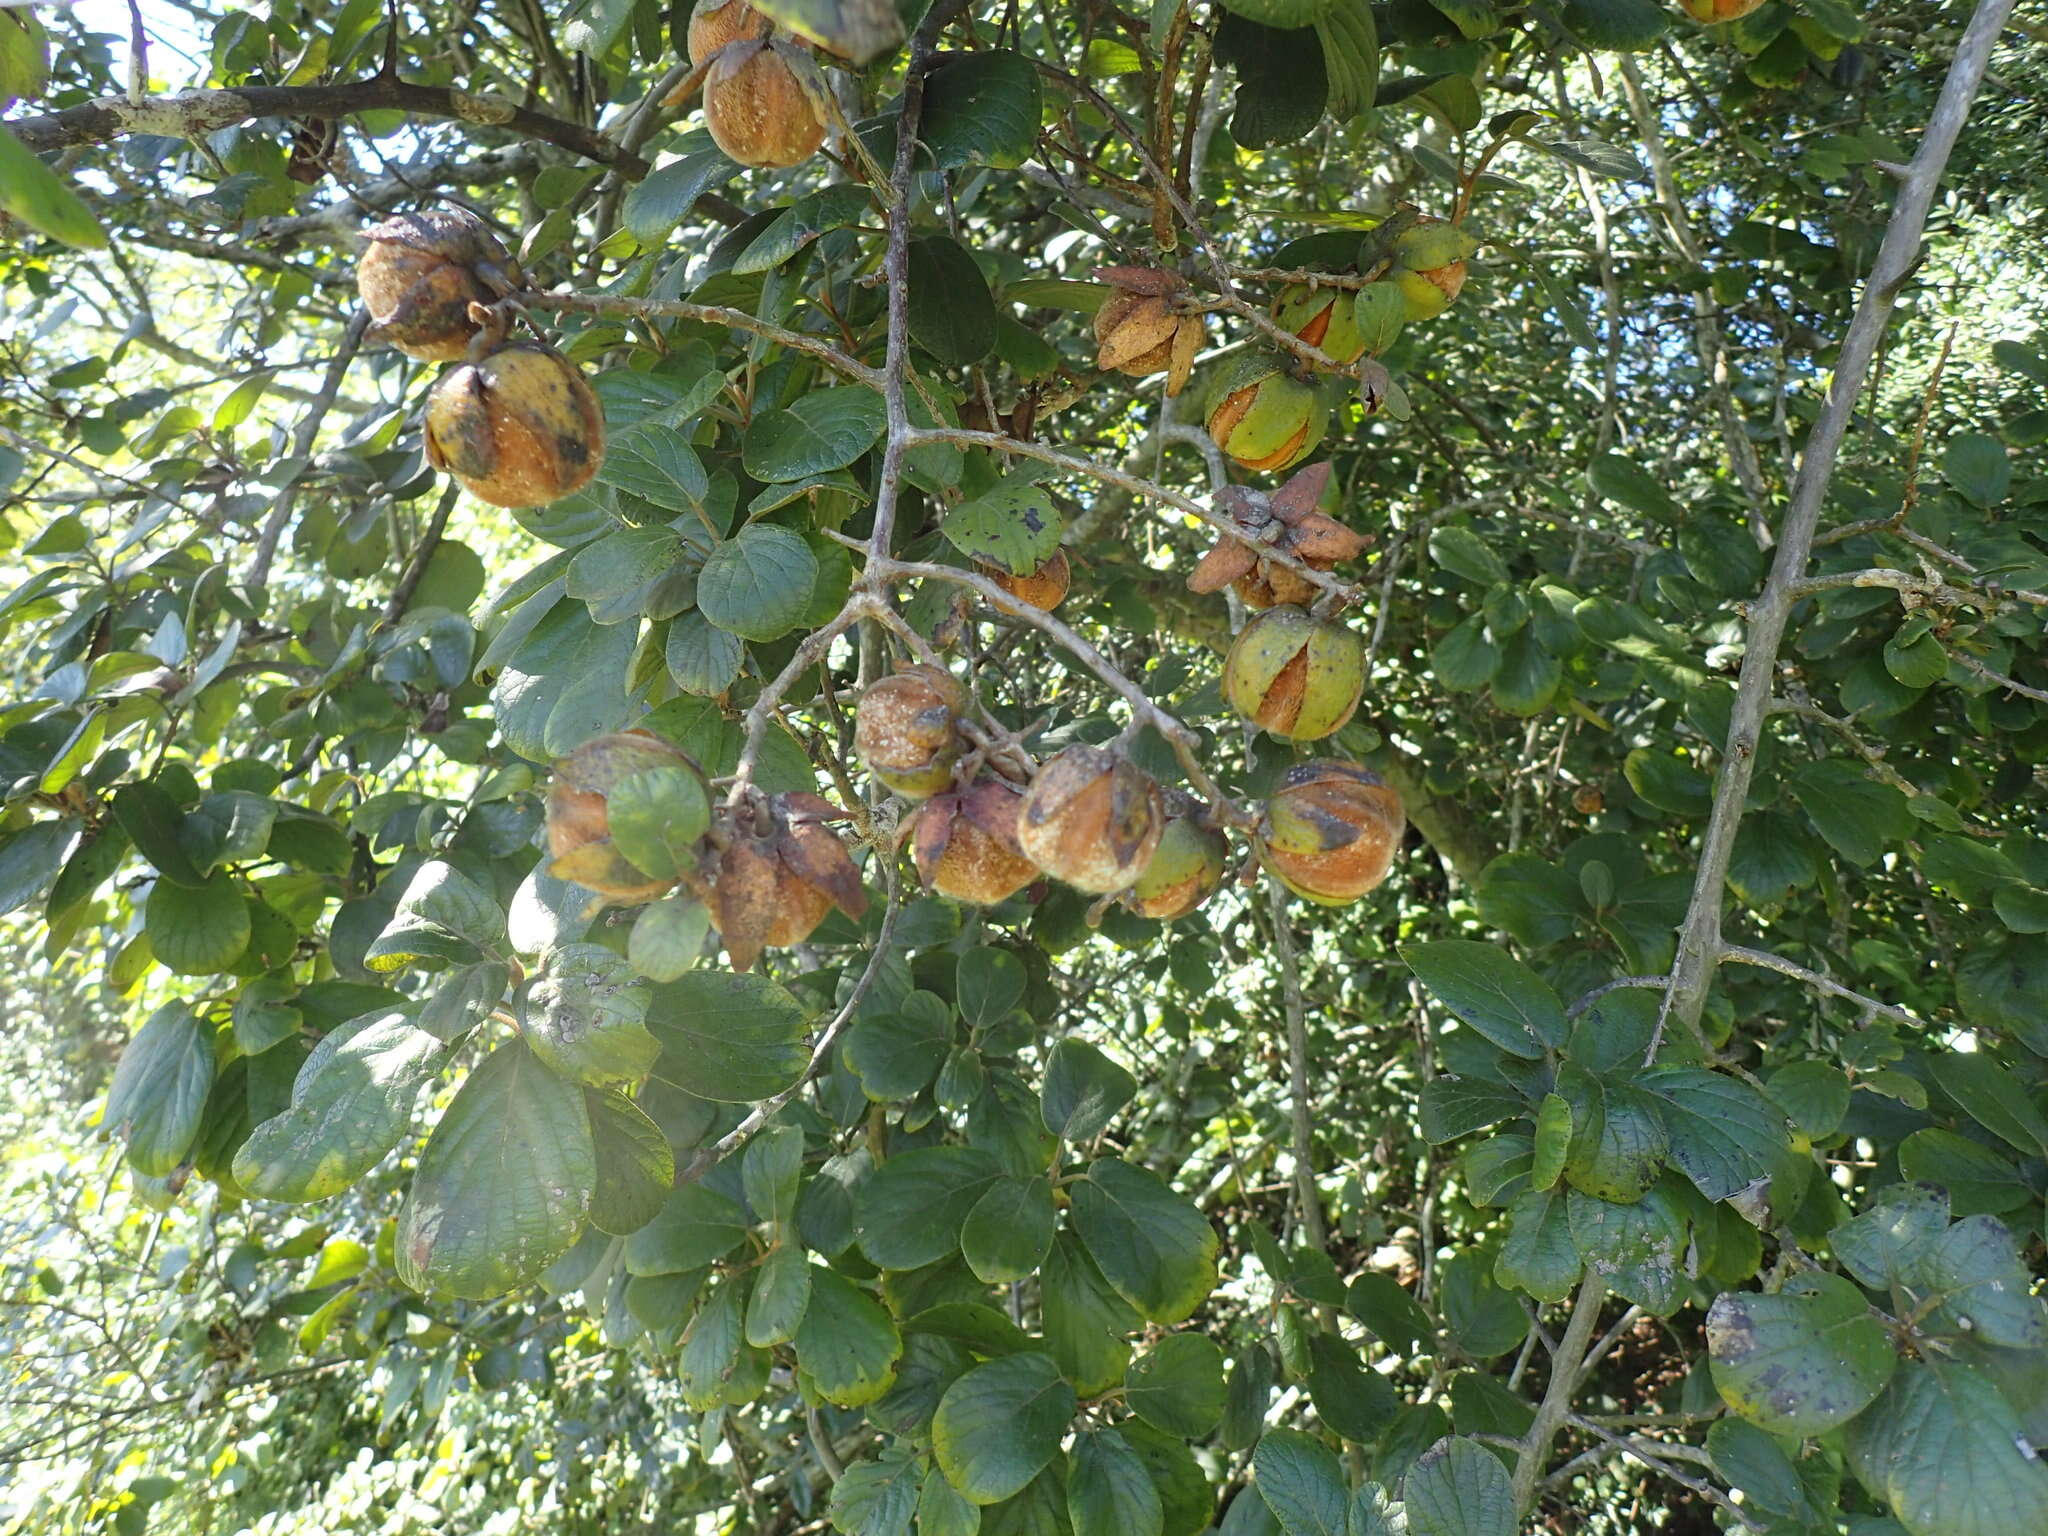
[1016,745,1164,895]
[424,340,605,508]
[980,549,1071,611]
[854,666,965,799]
[1256,760,1406,904]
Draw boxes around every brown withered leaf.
[1092,265,1185,296]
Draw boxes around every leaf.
[1217,15,1328,148]
[1790,760,1913,868]
[1429,526,1508,585]
[365,860,504,973]
[1419,1075,1527,1143]
[1535,136,1646,180]
[1069,1428,1164,1536]
[742,385,886,483]
[104,1003,215,1177]
[845,990,954,1100]
[1253,1427,1348,1536]
[1531,1092,1571,1190]
[1304,1330,1397,1441]
[1928,1053,2048,1159]
[605,765,712,882]
[665,611,745,697]
[1070,1156,1219,1325]
[1041,1038,1138,1142]
[624,1183,749,1275]
[1707,1273,1897,1436]
[596,428,709,516]
[395,1042,597,1299]
[1911,1214,2048,1351]
[1638,1067,1785,1201]
[1314,2,1376,117]
[957,948,1027,1028]
[1347,1273,1433,1355]
[855,1145,1004,1269]
[622,141,742,245]
[918,1464,983,1536]
[798,1265,903,1406]
[1217,0,1333,21]
[1495,1189,1580,1302]
[1706,1419,1807,1518]
[1846,1361,2048,1536]
[0,122,107,248]
[1125,1332,1227,1439]
[1897,1129,2030,1217]
[1832,1182,1952,1292]
[1558,1069,1668,1203]
[909,236,998,367]
[919,49,1042,169]
[111,783,205,887]
[1941,433,2011,507]
[697,523,819,642]
[942,472,1064,577]
[1567,1188,1686,1314]
[680,1277,747,1408]
[645,969,810,1103]
[961,1175,1056,1285]
[584,1088,673,1237]
[1586,452,1679,522]
[1404,941,1564,1058]
[1042,1230,1140,1396]
[1558,0,1668,49]
[233,1010,446,1202]
[934,1353,1076,1504]
[827,1446,923,1536]
[522,943,658,1088]
[491,598,640,762]
[1403,1437,1515,1536]
[1439,1252,1529,1359]
[1765,1060,1851,1140]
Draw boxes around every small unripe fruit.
[910,777,1041,906]
[356,209,523,362]
[688,0,771,63]
[424,341,605,508]
[703,39,827,169]
[1016,746,1164,895]
[546,732,710,905]
[1387,222,1478,323]
[854,666,965,799]
[1123,813,1228,921]
[1679,0,1766,19]
[1256,760,1405,905]
[1205,355,1328,473]
[982,549,1071,611]
[1273,283,1367,365]
[1223,606,1366,741]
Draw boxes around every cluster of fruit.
[356,208,607,509]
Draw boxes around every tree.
[2,0,2046,1531]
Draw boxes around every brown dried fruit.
[688,0,771,63]
[1187,464,1365,610]
[703,39,827,169]
[1016,745,1164,895]
[980,549,1071,611]
[356,208,523,362]
[1256,760,1405,905]
[854,666,965,799]
[710,791,868,970]
[908,775,1041,906]
[545,731,710,905]
[1091,268,1205,397]
[424,340,605,508]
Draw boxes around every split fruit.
[424,340,605,507]
[702,38,828,169]
[1272,282,1370,366]
[1122,810,1228,921]
[907,774,1041,905]
[1222,606,1366,741]
[546,731,711,905]
[1016,745,1164,895]
[854,666,965,799]
[1256,760,1406,905]
[356,208,523,362]
[1204,353,1329,473]
[1386,222,1479,323]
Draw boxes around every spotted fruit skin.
[1222,606,1366,741]
[1016,745,1164,895]
[703,40,826,169]
[545,731,709,904]
[1256,760,1406,904]
[709,791,867,971]
[1124,813,1227,920]
[1273,283,1368,365]
[854,666,964,799]
[688,0,771,62]
[424,342,605,508]
[910,777,1041,905]
[982,549,1071,611]
[356,209,522,362]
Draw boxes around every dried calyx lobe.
[706,791,868,971]
[1187,462,1366,609]
[356,208,524,362]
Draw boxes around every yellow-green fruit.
[1679,0,1766,19]
[1204,355,1328,473]
[1016,745,1164,895]
[1222,606,1366,741]
[1124,814,1228,920]
[424,342,604,508]
[1388,223,1479,323]
[1273,283,1368,365]
[854,666,964,799]
[1256,760,1406,905]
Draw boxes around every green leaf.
[1567,1188,1686,1314]
[918,1464,983,1536]
[1315,2,1377,116]
[1912,1213,2048,1351]
[1069,1428,1164,1536]
[111,784,205,887]
[919,49,1042,170]
[1042,1231,1140,1395]
[1439,1252,1529,1358]
[1419,1075,1527,1143]
[1429,526,1508,585]
[365,860,505,973]
[942,472,1064,577]
[1253,1427,1348,1536]
[1531,1092,1571,1190]
[1070,1157,1219,1325]
[624,1183,749,1275]
[1833,1182,1951,1291]
[845,990,954,1100]
[961,1175,1056,1285]
[1218,0,1332,21]
[0,122,107,248]
[521,944,658,1088]
[1217,15,1328,148]
[935,1353,1076,1505]
[1897,1129,2030,1216]
[1559,0,1668,48]
[1495,1189,1580,1302]
[1707,1273,1897,1436]
[234,1010,446,1202]
[646,969,810,1102]
[697,523,819,642]
[1041,1038,1138,1142]
[584,1088,673,1237]
[1431,614,1500,693]
[621,138,740,246]
[1789,760,1913,868]
[145,871,251,975]
[1765,1060,1851,1140]
[1624,747,1712,817]
[1403,1436,1515,1536]
[1304,1330,1397,1441]
[742,385,887,482]
[1941,433,2011,507]
[104,1003,215,1177]
[741,1122,805,1227]
[1403,940,1565,1058]
[1586,452,1679,522]
[957,948,1027,1027]
[1928,1053,2048,1158]
[855,1145,1004,1269]
[1125,1332,1227,1439]
[909,236,998,367]
[395,1042,597,1299]
[1846,1362,2048,1536]
[596,428,708,515]
[665,611,745,696]
[491,598,639,761]
[1706,1419,1807,1518]
[1638,1067,1784,1201]
[797,1265,903,1406]
[1347,1272,1433,1355]
[827,1446,922,1536]
[1558,1069,1668,1203]
[680,1277,747,1409]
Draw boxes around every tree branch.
[1652,0,2016,1056]
[1719,943,1932,1029]
[1512,1272,1607,1517]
